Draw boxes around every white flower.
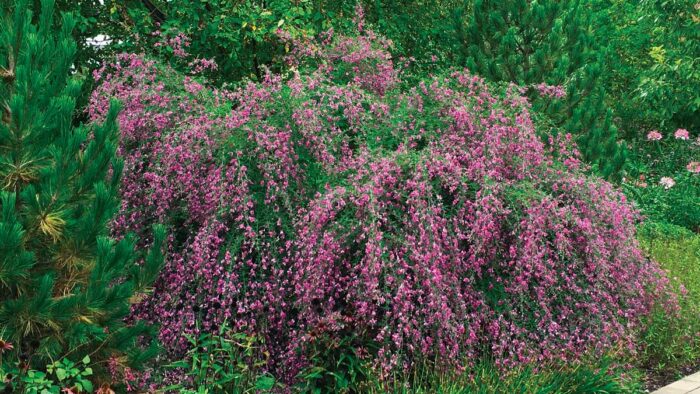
[659,177,675,189]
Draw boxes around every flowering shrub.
[289,74,669,372]
[89,22,670,386]
[88,54,293,366]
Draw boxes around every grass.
[635,221,700,388]
[357,359,641,394]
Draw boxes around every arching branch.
[140,0,166,24]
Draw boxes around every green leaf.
[255,375,275,390]
[55,368,67,381]
[169,360,190,368]
[82,380,94,392]
[82,355,91,365]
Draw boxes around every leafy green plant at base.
[162,324,277,394]
[2,355,95,394]
[635,222,700,379]
[45,356,95,393]
[296,329,371,394]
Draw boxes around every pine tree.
[0,0,164,373]
[459,0,627,178]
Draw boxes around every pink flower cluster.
[688,161,700,173]
[534,83,566,99]
[89,27,670,384]
[279,6,399,97]
[188,58,218,74]
[660,176,676,189]
[675,128,690,140]
[643,127,698,183]
[153,31,191,58]
[647,128,694,141]
[647,130,663,141]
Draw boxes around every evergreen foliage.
[460,0,627,178]
[0,0,164,371]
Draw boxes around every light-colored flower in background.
[647,130,662,141]
[660,177,676,189]
[674,128,690,140]
[687,161,700,174]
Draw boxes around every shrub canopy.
[89,24,669,383]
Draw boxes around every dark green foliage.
[601,0,699,138]
[109,0,319,83]
[0,0,163,375]
[91,0,465,85]
[458,0,627,178]
[352,0,465,69]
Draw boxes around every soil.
[642,362,700,392]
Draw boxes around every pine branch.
[1,50,15,82]
[0,67,13,82]
[1,100,10,125]
[1,51,14,125]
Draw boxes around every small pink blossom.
[660,177,676,189]
[646,130,663,141]
[637,175,647,188]
[687,161,700,173]
[674,128,690,140]
[534,83,566,99]
[0,339,13,352]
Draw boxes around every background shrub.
[624,129,700,231]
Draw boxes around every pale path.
[652,371,700,393]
